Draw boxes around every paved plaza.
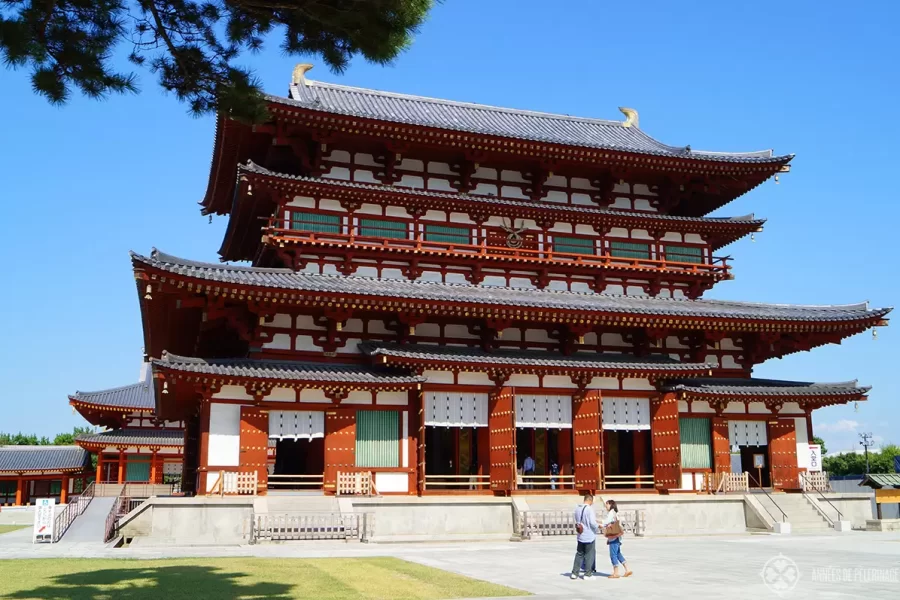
[2,528,899,599]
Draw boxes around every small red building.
[103,66,893,496]
[0,446,91,506]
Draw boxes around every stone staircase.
[255,494,340,515]
[752,492,832,533]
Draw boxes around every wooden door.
[239,407,269,495]
[573,390,601,491]
[769,419,800,490]
[650,393,682,492]
[488,387,515,495]
[324,409,356,494]
[711,417,731,473]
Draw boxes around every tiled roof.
[133,250,892,325]
[663,378,870,397]
[361,342,710,373]
[76,429,184,448]
[240,161,766,230]
[273,80,790,165]
[0,446,90,474]
[70,380,154,410]
[152,352,424,385]
[859,474,900,489]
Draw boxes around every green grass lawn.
[0,557,528,600]
[0,525,29,535]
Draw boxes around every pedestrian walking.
[601,499,632,579]
[570,493,598,579]
[522,455,535,489]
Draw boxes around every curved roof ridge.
[72,380,148,398]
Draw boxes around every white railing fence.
[251,513,372,542]
[517,509,647,539]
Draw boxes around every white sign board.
[807,444,822,472]
[32,498,55,543]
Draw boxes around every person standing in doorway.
[570,493,598,579]
[602,499,632,579]
[549,458,560,490]
[522,454,535,489]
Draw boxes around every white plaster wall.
[459,372,492,386]
[207,404,241,467]
[377,391,409,406]
[344,391,373,405]
[423,370,454,384]
[212,385,253,401]
[374,472,409,494]
[299,389,327,403]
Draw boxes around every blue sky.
[0,1,895,454]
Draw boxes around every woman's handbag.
[605,517,623,537]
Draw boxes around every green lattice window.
[424,223,470,245]
[49,480,62,496]
[553,235,595,255]
[609,240,652,260]
[356,410,399,468]
[359,218,408,239]
[680,418,712,469]
[126,455,151,482]
[290,211,341,233]
[665,245,704,264]
[0,481,16,503]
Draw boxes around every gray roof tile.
[361,342,710,373]
[153,352,424,385]
[133,250,892,325]
[663,378,870,398]
[0,446,91,473]
[70,380,154,410]
[241,161,765,230]
[76,429,183,448]
[269,81,790,165]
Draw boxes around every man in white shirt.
[570,493,598,579]
[522,455,535,489]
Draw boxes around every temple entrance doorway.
[422,392,490,492]
[728,420,770,488]
[268,410,325,492]
[601,396,653,489]
[514,394,574,490]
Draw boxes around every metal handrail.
[103,484,129,542]
[266,220,731,276]
[52,482,95,542]
[799,472,842,523]
[748,473,787,523]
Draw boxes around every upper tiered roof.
[70,380,155,412]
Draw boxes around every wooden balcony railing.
[603,474,655,489]
[267,474,324,490]
[423,474,491,490]
[265,219,731,278]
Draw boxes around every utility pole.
[859,433,874,474]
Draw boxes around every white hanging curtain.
[601,397,651,431]
[268,410,325,440]
[514,395,572,429]
[424,392,488,427]
[728,420,768,446]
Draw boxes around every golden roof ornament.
[292,63,314,86]
[619,107,639,128]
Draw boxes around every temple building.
[0,446,91,506]
[94,65,893,497]
[69,367,185,485]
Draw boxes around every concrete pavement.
[1,529,898,599]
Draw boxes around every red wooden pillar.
[117,449,125,484]
[324,408,357,495]
[15,477,23,506]
[197,401,212,494]
[150,449,159,484]
[650,393,682,492]
[239,406,270,496]
[416,390,426,495]
[633,430,648,488]
[96,453,103,484]
[573,390,602,492]
[60,476,69,504]
[557,428,573,478]
[488,386,516,495]
[711,417,731,473]
[407,390,420,495]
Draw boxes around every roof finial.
[292,63,314,86]
[619,107,639,128]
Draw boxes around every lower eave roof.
[76,429,184,448]
[0,446,91,474]
[361,342,711,376]
[662,378,870,401]
[152,351,424,386]
[133,249,892,329]
[70,380,155,412]
[859,474,900,489]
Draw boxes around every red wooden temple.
[88,65,892,497]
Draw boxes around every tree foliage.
[823,444,900,476]
[0,0,434,121]
[0,427,95,446]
